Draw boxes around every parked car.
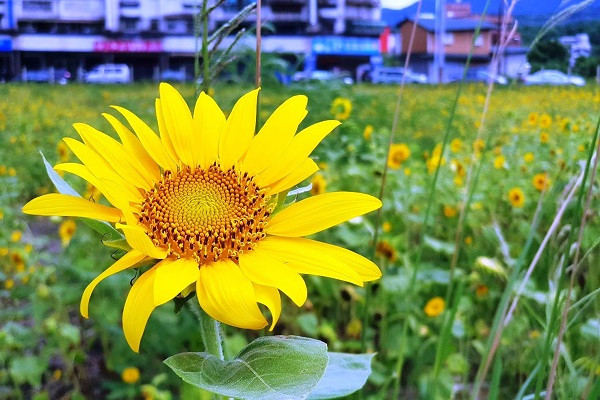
[370,67,428,84]
[523,70,585,86]
[292,70,354,85]
[85,64,131,84]
[22,68,71,84]
[459,69,508,85]
[160,68,187,82]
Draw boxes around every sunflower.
[508,187,525,208]
[532,173,551,192]
[387,143,411,170]
[23,84,382,352]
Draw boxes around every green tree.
[527,39,569,72]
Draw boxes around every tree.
[527,39,569,73]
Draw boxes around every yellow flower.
[443,205,458,218]
[493,155,505,169]
[523,152,535,163]
[424,297,445,317]
[57,141,70,162]
[508,187,525,208]
[404,168,411,176]
[527,112,539,126]
[450,138,462,153]
[363,124,373,141]
[4,279,15,290]
[387,143,411,169]
[0,247,8,256]
[375,241,397,263]
[85,183,103,202]
[0,165,5,175]
[8,168,16,176]
[426,144,445,174]
[330,97,352,120]
[23,84,382,352]
[121,367,140,384]
[539,131,549,144]
[532,173,551,192]
[382,222,392,233]
[346,318,362,338]
[10,231,22,242]
[578,144,586,152]
[59,219,77,247]
[310,174,326,196]
[0,209,3,220]
[464,236,473,245]
[539,113,552,129]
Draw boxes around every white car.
[524,70,585,87]
[85,64,132,84]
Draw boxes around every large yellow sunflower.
[23,83,382,352]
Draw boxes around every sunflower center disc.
[138,164,271,263]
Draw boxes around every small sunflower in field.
[527,112,539,126]
[330,97,352,120]
[375,241,396,263]
[539,113,552,129]
[508,187,525,208]
[450,138,463,153]
[443,205,458,218]
[473,139,485,155]
[382,222,392,233]
[59,219,77,247]
[523,152,535,163]
[57,141,70,163]
[387,143,411,169]
[426,144,445,174]
[493,154,506,169]
[23,84,382,352]
[363,124,373,141]
[121,367,140,384]
[424,297,445,317]
[10,231,22,243]
[310,173,326,196]
[532,173,551,192]
[540,131,549,144]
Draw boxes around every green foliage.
[527,39,569,72]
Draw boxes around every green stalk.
[201,0,210,94]
[536,110,600,400]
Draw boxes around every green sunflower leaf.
[307,352,375,399]
[164,335,328,400]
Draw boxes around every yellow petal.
[63,138,140,203]
[268,192,382,237]
[256,120,340,187]
[103,112,160,183]
[73,123,151,190]
[111,105,178,172]
[239,250,307,307]
[253,283,281,331]
[196,259,267,330]
[218,88,260,169]
[153,257,199,306]
[267,158,319,195]
[159,83,196,167]
[117,223,168,260]
[290,238,381,281]
[257,236,364,286]
[242,95,308,176]
[193,92,225,169]
[22,194,123,223]
[123,266,157,352]
[80,249,147,318]
[155,98,181,168]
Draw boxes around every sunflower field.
[1,81,600,399]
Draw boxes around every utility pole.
[434,0,446,83]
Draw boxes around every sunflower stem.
[188,301,224,360]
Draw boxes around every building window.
[442,33,454,46]
[120,18,139,32]
[474,34,484,47]
[22,0,52,12]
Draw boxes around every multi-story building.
[0,0,384,81]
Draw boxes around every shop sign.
[311,36,380,56]
[94,40,163,53]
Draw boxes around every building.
[559,33,592,68]
[0,0,384,81]
[397,18,495,82]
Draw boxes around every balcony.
[20,0,57,20]
[58,0,104,21]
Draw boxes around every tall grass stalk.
[544,114,600,399]
[360,0,424,355]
